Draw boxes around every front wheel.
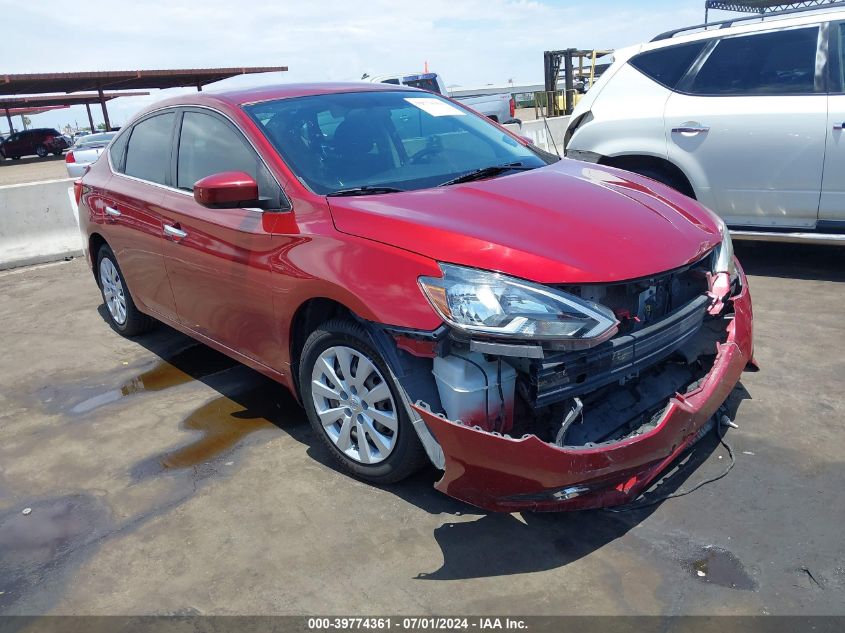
[96,245,156,336]
[35,145,48,158]
[299,319,427,484]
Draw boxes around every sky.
[1,0,718,132]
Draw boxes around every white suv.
[564,6,845,244]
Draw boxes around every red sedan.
[76,83,754,511]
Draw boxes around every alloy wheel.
[310,345,398,464]
[100,257,127,325]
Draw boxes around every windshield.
[244,90,549,195]
[75,132,116,148]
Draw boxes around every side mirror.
[193,171,260,209]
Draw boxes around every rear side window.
[630,41,707,89]
[689,27,820,95]
[124,112,175,184]
[108,131,130,172]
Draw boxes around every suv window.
[689,27,820,95]
[630,41,707,89]
[177,110,284,208]
[839,23,845,90]
[124,112,176,184]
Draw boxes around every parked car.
[369,73,518,123]
[65,132,117,177]
[0,128,69,159]
[76,83,753,511]
[564,6,845,245]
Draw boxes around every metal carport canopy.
[0,67,287,132]
[1,92,151,135]
[0,67,288,95]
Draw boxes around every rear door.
[160,108,288,365]
[104,112,179,321]
[820,21,845,226]
[665,25,826,228]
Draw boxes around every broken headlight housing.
[711,216,738,282]
[419,263,618,347]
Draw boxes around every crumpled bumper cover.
[413,264,754,512]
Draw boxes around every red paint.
[77,83,754,511]
[193,171,259,208]
[413,262,754,512]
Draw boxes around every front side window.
[689,27,820,95]
[245,90,549,195]
[123,112,175,184]
[176,110,282,207]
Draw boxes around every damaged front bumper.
[410,263,754,512]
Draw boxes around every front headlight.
[419,263,618,347]
[712,216,738,281]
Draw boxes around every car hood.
[326,160,721,284]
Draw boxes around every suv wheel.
[299,319,427,484]
[626,166,694,198]
[96,245,156,336]
[35,145,48,158]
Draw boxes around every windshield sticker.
[404,98,466,117]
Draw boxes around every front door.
[161,108,289,366]
[665,24,826,228]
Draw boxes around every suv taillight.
[509,97,515,119]
[65,151,75,163]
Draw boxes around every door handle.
[164,224,188,240]
[104,206,121,217]
[672,125,710,134]
[834,123,845,130]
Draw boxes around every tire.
[299,319,427,484]
[626,166,695,199]
[35,145,48,158]
[96,244,156,337]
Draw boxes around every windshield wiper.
[327,186,405,197]
[437,162,536,187]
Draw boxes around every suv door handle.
[164,224,188,240]
[672,125,710,134]
[104,206,121,217]
[834,123,845,130]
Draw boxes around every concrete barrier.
[504,115,570,156]
[0,178,83,270]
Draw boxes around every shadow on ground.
[96,312,753,583]
[735,241,845,282]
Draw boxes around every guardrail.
[0,177,84,270]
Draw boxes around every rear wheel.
[299,319,427,484]
[96,245,156,337]
[35,145,48,158]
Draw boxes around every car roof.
[135,81,420,117]
[644,7,845,51]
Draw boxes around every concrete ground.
[0,242,843,616]
[0,155,68,186]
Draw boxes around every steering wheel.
[409,136,443,164]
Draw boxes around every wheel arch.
[599,154,697,199]
[88,232,108,283]
[288,297,356,399]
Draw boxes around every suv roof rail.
[651,0,845,41]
